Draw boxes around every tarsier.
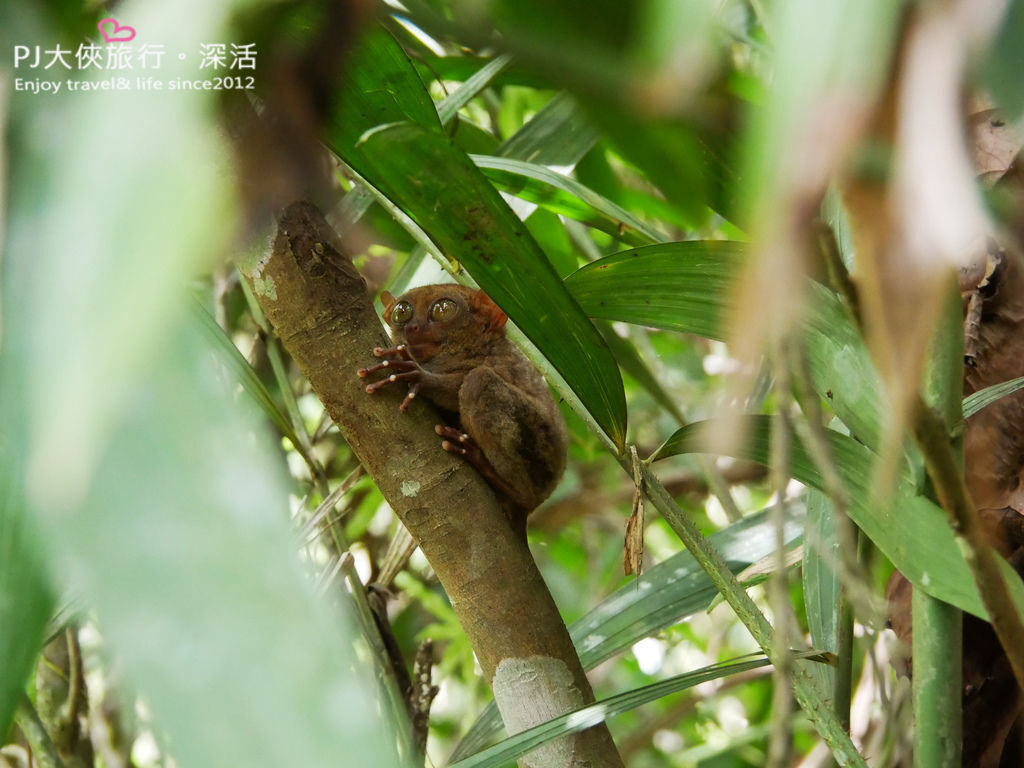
[357,284,568,538]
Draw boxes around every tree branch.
[239,201,623,768]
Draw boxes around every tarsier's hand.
[357,345,422,412]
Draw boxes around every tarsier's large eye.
[390,300,414,325]
[429,298,458,322]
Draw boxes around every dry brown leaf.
[623,447,645,577]
[968,105,1023,187]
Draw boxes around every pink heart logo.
[97,18,136,43]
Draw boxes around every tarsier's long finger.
[357,359,417,378]
[373,344,409,359]
[364,370,420,394]
[399,382,421,413]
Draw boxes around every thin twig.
[814,220,860,326]
[767,337,796,768]
[376,523,419,591]
[60,627,85,740]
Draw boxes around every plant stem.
[834,554,855,735]
[767,342,797,768]
[912,589,961,767]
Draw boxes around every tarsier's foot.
[436,424,477,456]
[435,425,520,501]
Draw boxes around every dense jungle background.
[3,1,1024,766]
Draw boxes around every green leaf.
[325,25,441,159]
[450,652,826,768]
[576,145,697,231]
[498,92,600,166]
[353,121,627,449]
[332,185,378,236]
[564,243,887,450]
[981,0,1024,120]
[524,207,579,277]
[802,490,839,656]
[412,55,547,91]
[448,117,502,156]
[651,416,1024,621]
[803,283,885,450]
[0,235,52,737]
[564,241,746,341]
[600,118,737,227]
[322,24,443,241]
[472,155,669,245]
[437,54,513,126]
[21,313,403,768]
[4,7,405,760]
[962,375,1024,420]
[189,299,300,449]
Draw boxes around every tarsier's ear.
[471,290,508,333]
[380,291,396,323]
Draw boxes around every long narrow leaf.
[322,25,443,239]
[437,55,513,126]
[802,490,839,655]
[190,299,299,448]
[325,25,441,156]
[330,38,505,238]
[573,505,805,668]
[565,244,886,449]
[472,155,669,245]
[498,92,599,166]
[962,375,1024,420]
[802,282,885,450]
[651,415,1024,621]
[802,489,840,697]
[565,241,745,341]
